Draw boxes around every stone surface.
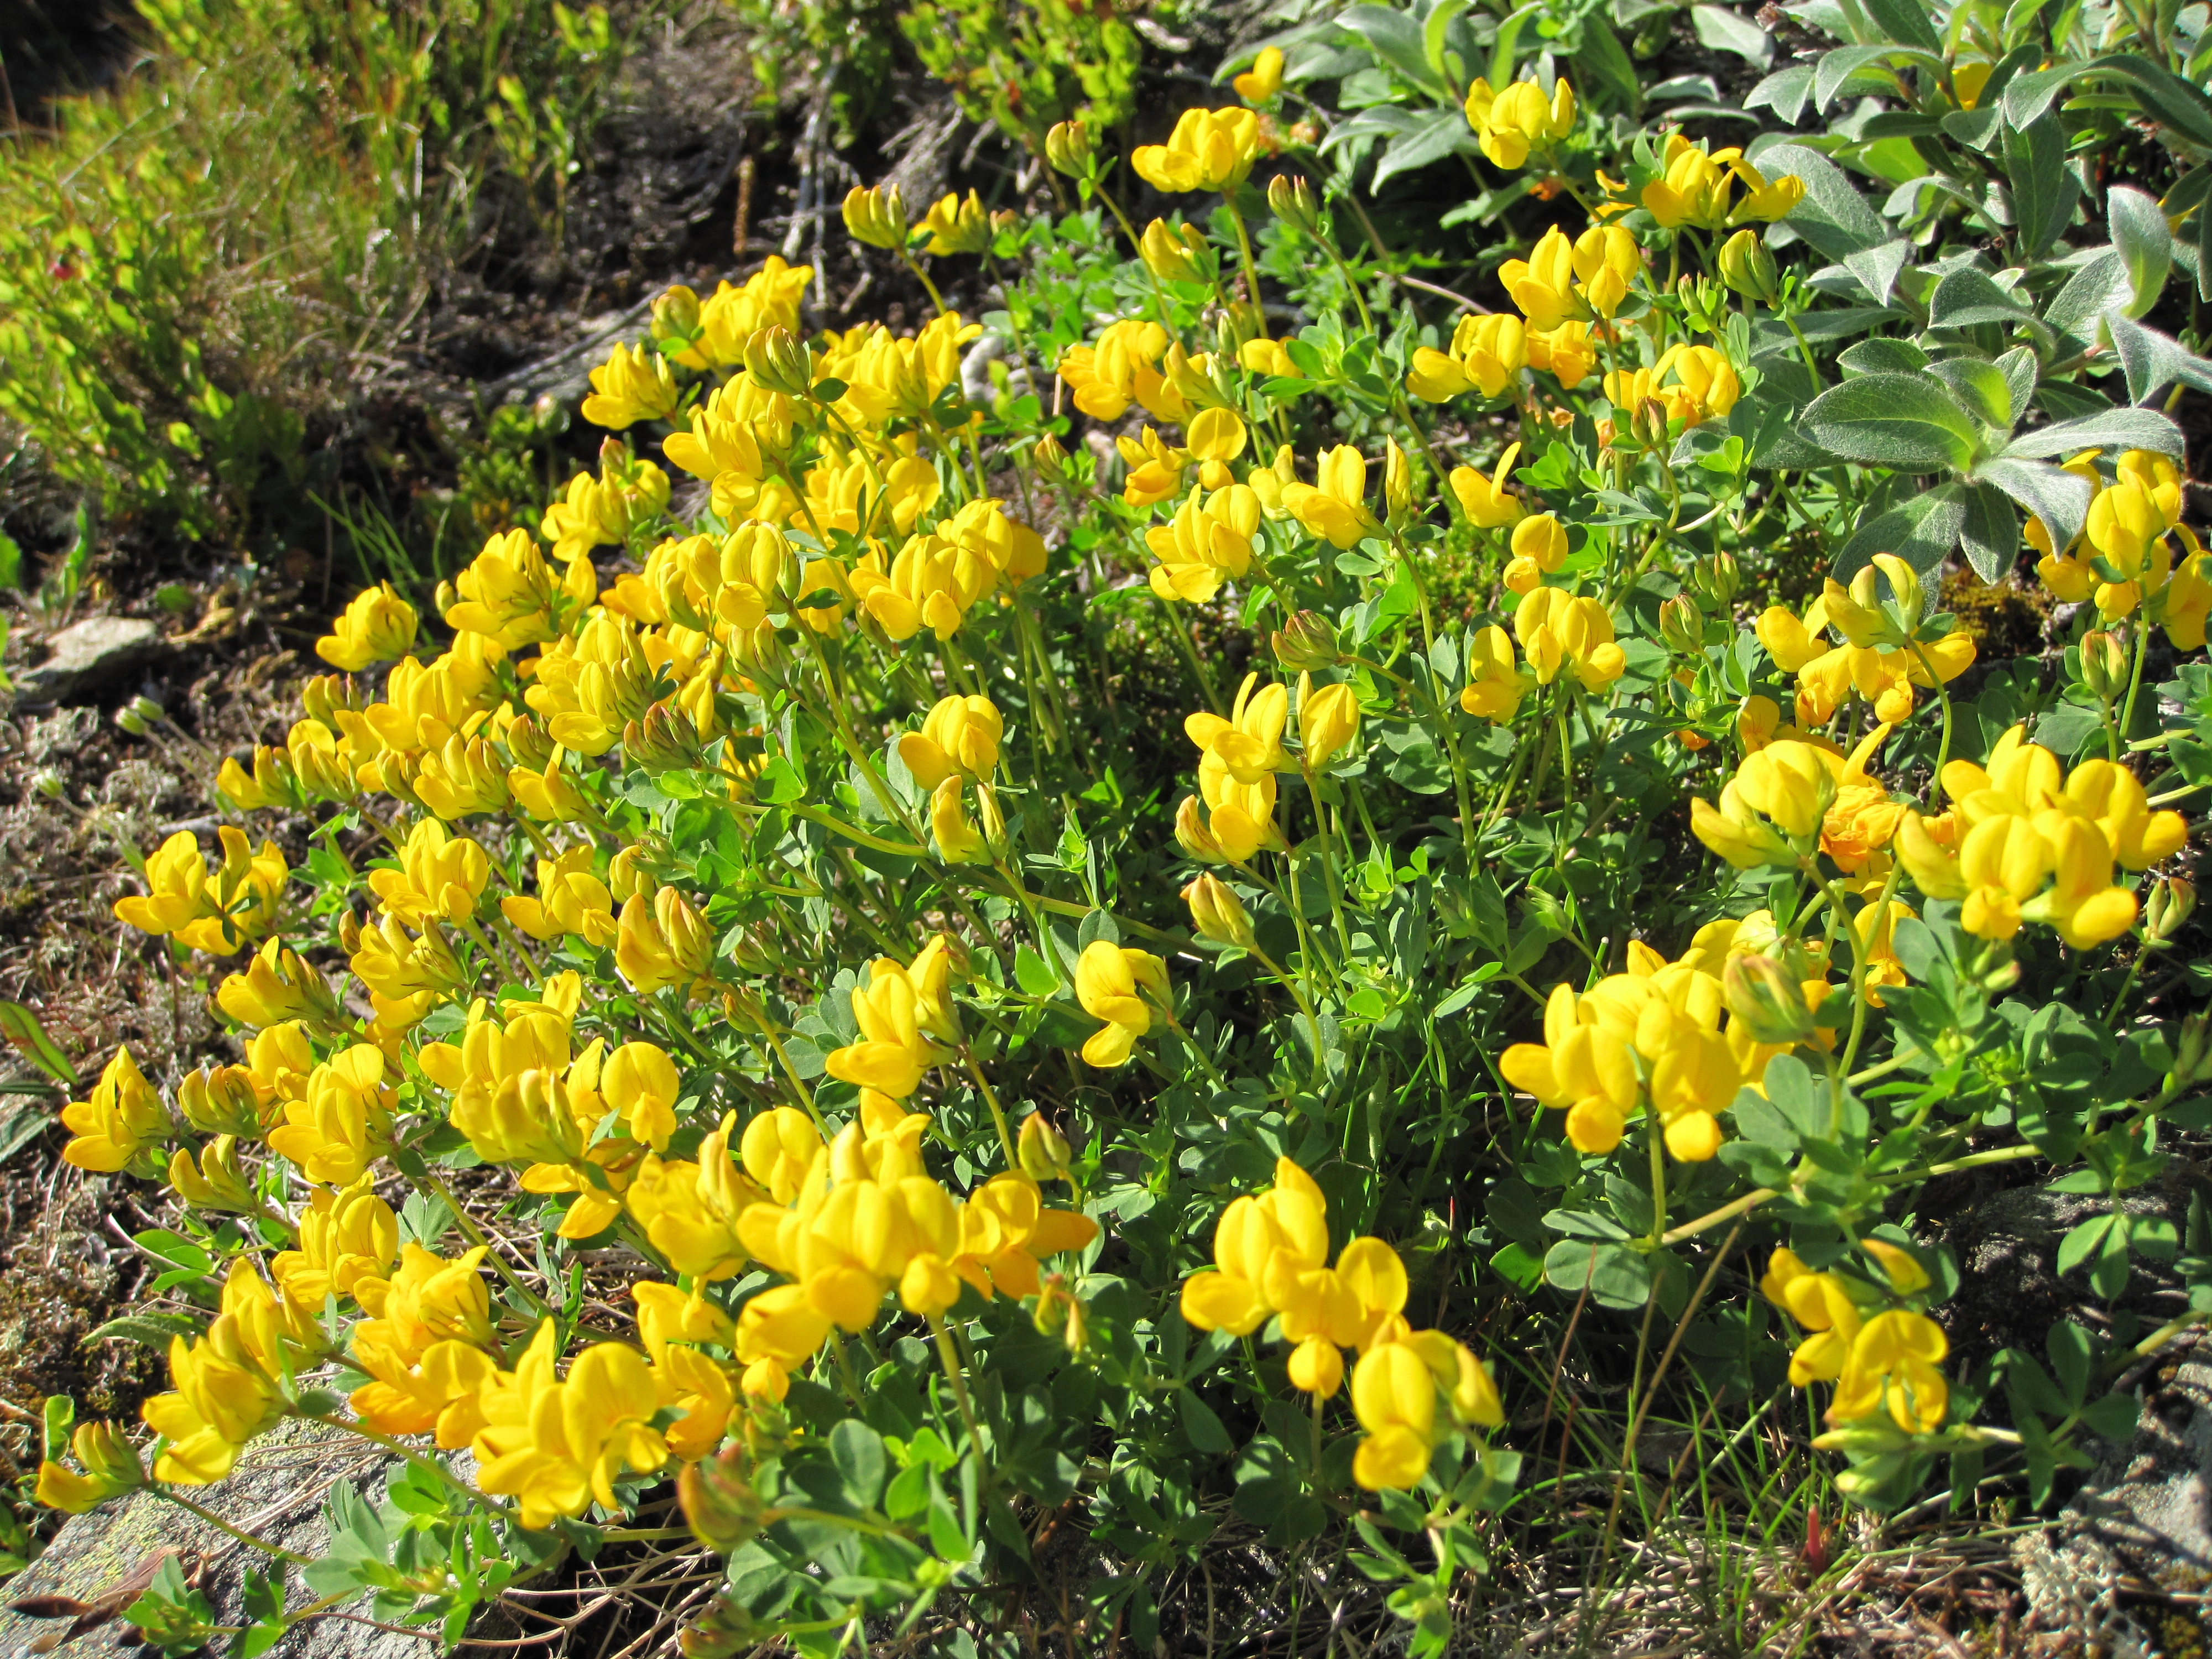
[2013,1333,2212,1656]
[0,1421,414,1659]
[13,619,163,706]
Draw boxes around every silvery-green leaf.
[2043,248,2132,344]
[1835,483,1967,577]
[1994,346,2039,426]
[1958,481,2020,582]
[1928,356,2013,430]
[2002,113,2078,259]
[1842,239,1912,305]
[2108,186,2173,317]
[1692,3,1772,65]
[2002,404,2186,457]
[1802,373,1984,469]
[2103,312,2212,406]
[1762,140,1889,257]
[1973,456,2095,551]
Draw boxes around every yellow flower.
[603,1040,684,1151]
[1298,674,1362,769]
[369,818,490,930]
[444,529,567,651]
[140,1262,302,1484]
[60,1047,166,1174]
[1503,513,1568,594]
[628,1113,766,1277]
[1074,941,1172,1067]
[1406,314,1525,403]
[1527,322,1598,387]
[615,886,716,997]
[316,583,418,671]
[1183,752,1281,862]
[501,845,620,947]
[1832,1311,1949,1433]
[1139,218,1208,283]
[1132,107,1264,194]
[349,1245,501,1437]
[1642,135,1802,229]
[35,1421,145,1514]
[267,1045,393,1183]
[841,183,910,249]
[1819,724,1903,874]
[1233,45,1284,103]
[1515,587,1625,691]
[1187,671,1292,784]
[1147,483,1260,603]
[1761,1248,1863,1386]
[1281,444,1378,549]
[1465,75,1574,170]
[273,1176,399,1309]
[114,827,288,955]
[1350,1338,1436,1490]
[1458,625,1535,723]
[917,189,991,254]
[826,937,962,1097]
[1182,872,1257,950]
[581,341,680,430]
[899,694,1003,789]
[1500,983,1640,1155]
[1179,1157,1330,1335]
[474,1323,670,1531]
[1058,319,1180,423]
[1449,443,1524,529]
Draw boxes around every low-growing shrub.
[42,0,2212,1651]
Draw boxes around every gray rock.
[0,1420,420,1659]
[2013,1334,2212,1655]
[14,619,163,706]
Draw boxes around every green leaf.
[830,1418,887,1508]
[753,757,806,805]
[1927,358,2013,430]
[1746,63,1815,125]
[1801,374,1982,469]
[2046,1321,2095,1406]
[2042,249,2132,345]
[1761,141,1887,257]
[0,999,77,1088]
[1014,945,1060,997]
[1691,4,1770,67]
[1974,457,2094,552]
[1371,110,1481,192]
[2088,51,2212,152]
[1835,484,1968,578]
[1338,4,1451,97]
[2001,114,2078,259]
[1957,482,2018,582]
[1177,1387,1235,1454]
[2109,186,2173,317]
[2056,1213,2112,1278]
[88,1311,202,1349]
[2000,64,2075,132]
[2003,404,2185,458]
[1763,1053,1825,1139]
[2078,1392,2141,1442]
[1861,0,1943,50]
[1572,15,1641,117]
[1927,267,2034,332]
[1542,1238,1653,1310]
[1841,240,1912,306]
[2103,314,2212,409]
[1838,337,1929,375]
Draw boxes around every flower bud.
[2178,1010,2211,1084]
[178,1065,264,1137]
[839,183,910,251]
[1266,174,1323,237]
[1031,432,1069,475]
[114,696,162,738]
[1062,1292,1090,1355]
[505,713,557,773]
[1045,118,1094,180]
[2148,877,2196,942]
[1175,795,1227,863]
[337,908,363,956]
[1297,674,1362,769]
[680,1446,770,1554]
[623,702,706,776]
[1271,609,1341,671]
[1723,953,1819,1045]
[1182,872,1258,950]
[1018,1113,1076,1183]
[1658,594,1708,656]
[609,844,657,902]
[680,1596,768,1659]
[1633,397,1671,451]
[1689,550,1741,609]
[1384,438,1413,519]
[742,327,815,401]
[31,769,65,800]
[1139,218,1208,284]
[975,779,1009,857]
[651,283,702,354]
[1717,228,1779,305]
[657,886,716,978]
[2081,629,2130,699]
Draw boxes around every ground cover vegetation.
[4,0,2212,1652]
